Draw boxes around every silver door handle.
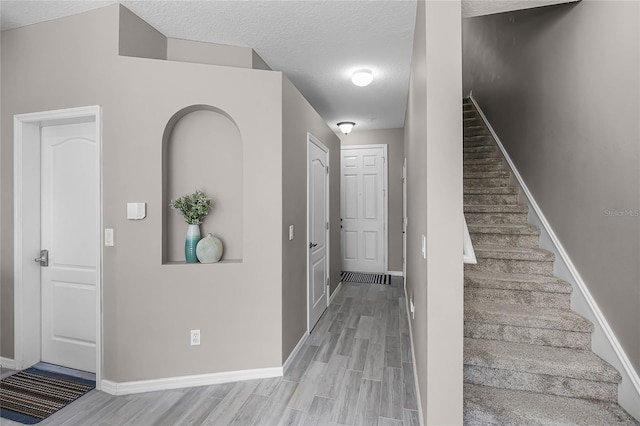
[309,242,318,249]
[34,249,49,267]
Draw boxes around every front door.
[40,122,98,373]
[308,135,329,331]
[341,146,387,273]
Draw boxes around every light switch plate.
[127,203,146,220]
[289,225,294,241]
[421,235,426,259]
[105,228,114,246]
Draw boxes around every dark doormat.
[0,368,95,424]
[341,271,391,285]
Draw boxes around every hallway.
[2,279,420,425]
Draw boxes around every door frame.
[307,133,330,332]
[14,105,103,387]
[340,144,389,273]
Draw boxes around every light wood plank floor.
[1,279,420,425]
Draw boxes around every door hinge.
[326,222,329,230]
[326,166,329,174]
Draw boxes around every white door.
[308,136,329,331]
[341,146,387,273]
[40,122,97,373]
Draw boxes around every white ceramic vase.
[196,233,223,263]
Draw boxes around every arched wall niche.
[162,105,243,263]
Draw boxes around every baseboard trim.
[283,331,309,373]
[470,94,640,421]
[387,270,404,277]
[0,357,16,370]
[403,284,425,426]
[100,366,283,396]
[330,281,343,303]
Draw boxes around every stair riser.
[464,178,512,188]
[464,164,506,173]
[464,119,483,126]
[463,110,476,118]
[464,213,528,225]
[464,322,591,350]
[464,366,618,402]
[464,151,502,160]
[465,129,490,137]
[464,146,496,154]
[465,259,554,276]
[464,288,570,309]
[464,157,503,165]
[464,194,519,205]
[464,171,510,179]
[470,232,540,248]
[464,139,494,148]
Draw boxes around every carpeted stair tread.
[465,301,593,332]
[464,157,503,165]
[468,224,540,236]
[464,145,496,153]
[464,384,640,426]
[464,338,621,383]
[464,204,528,214]
[464,187,517,195]
[464,271,571,293]
[474,246,554,262]
[464,171,510,179]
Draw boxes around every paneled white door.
[41,122,97,373]
[341,146,387,273]
[308,136,329,331]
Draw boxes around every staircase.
[462,99,639,425]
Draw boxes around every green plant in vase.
[170,190,212,263]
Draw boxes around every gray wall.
[340,128,404,272]
[1,5,290,381]
[463,0,640,374]
[281,77,341,362]
[404,0,463,423]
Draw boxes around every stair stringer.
[468,93,640,421]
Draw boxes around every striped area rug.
[0,368,95,424]
[341,271,391,285]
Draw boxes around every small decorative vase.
[185,224,201,263]
[196,233,223,263]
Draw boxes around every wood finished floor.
[1,279,420,426]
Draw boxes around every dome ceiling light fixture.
[337,121,355,135]
[351,69,374,87]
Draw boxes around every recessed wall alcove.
[162,105,243,264]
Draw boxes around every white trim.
[387,270,404,277]
[469,94,640,420]
[13,105,103,390]
[0,357,16,370]
[283,332,310,373]
[329,281,343,303]
[101,367,283,396]
[340,144,389,273]
[404,284,425,425]
[462,216,477,264]
[307,133,331,333]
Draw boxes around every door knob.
[34,249,49,267]
[309,242,318,249]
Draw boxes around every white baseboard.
[329,281,343,303]
[470,94,640,421]
[283,331,309,373]
[387,270,404,277]
[100,366,283,396]
[0,357,16,370]
[403,285,425,426]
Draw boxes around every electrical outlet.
[190,329,201,346]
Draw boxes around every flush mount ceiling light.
[337,121,355,135]
[351,69,373,87]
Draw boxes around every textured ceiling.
[0,0,578,132]
[0,0,416,132]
